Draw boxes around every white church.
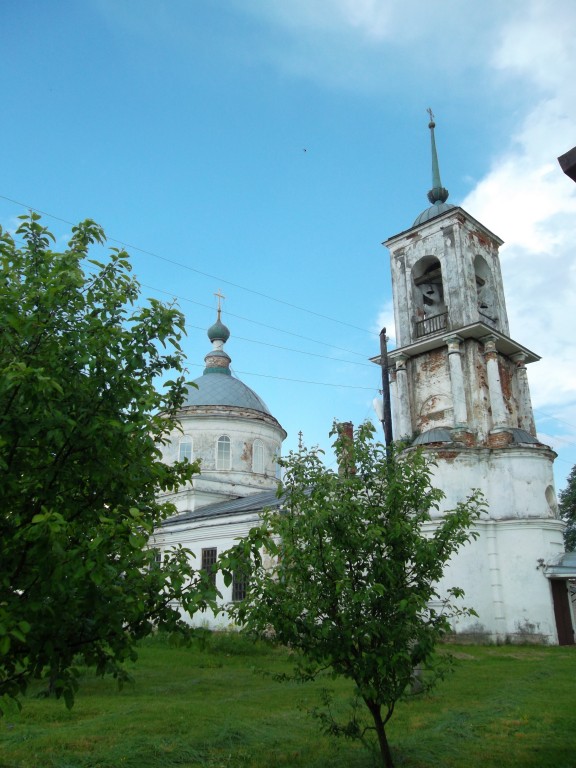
[154,117,575,644]
[153,304,287,625]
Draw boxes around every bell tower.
[386,112,538,444]
[378,114,571,643]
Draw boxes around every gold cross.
[214,289,225,313]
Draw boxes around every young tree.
[223,423,484,768]
[0,214,216,713]
[559,465,576,551]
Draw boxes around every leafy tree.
[223,423,484,768]
[0,213,216,713]
[559,465,576,551]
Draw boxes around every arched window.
[545,485,558,518]
[474,255,497,327]
[274,449,282,480]
[216,435,231,470]
[252,439,265,474]
[179,437,193,462]
[412,256,447,338]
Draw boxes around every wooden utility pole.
[379,328,393,447]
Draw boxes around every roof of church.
[413,200,456,226]
[183,305,273,415]
[184,372,272,413]
[162,487,282,526]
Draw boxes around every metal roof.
[545,551,576,579]
[412,428,454,445]
[184,372,271,414]
[162,487,282,526]
[413,201,456,226]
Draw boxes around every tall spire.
[426,108,449,205]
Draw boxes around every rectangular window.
[216,436,231,470]
[253,440,264,474]
[232,571,247,602]
[150,548,162,569]
[179,438,192,462]
[201,547,217,586]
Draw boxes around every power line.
[188,362,377,391]
[4,195,576,460]
[0,193,377,336]
[185,322,374,368]
[141,282,371,360]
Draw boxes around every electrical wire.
[140,282,371,360]
[3,195,576,465]
[0,193,378,336]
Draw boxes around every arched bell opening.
[474,254,498,329]
[412,256,448,339]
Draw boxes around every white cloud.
[374,300,396,348]
[239,0,394,40]
[233,0,530,90]
[460,0,576,486]
[492,0,576,92]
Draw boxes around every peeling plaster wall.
[160,409,284,513]
[460,340,525,439]
[401,339,526,439]
[387,208,508,348]
[408,348,452,432]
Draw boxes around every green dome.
[413,201,456,226]
[208,318,230,343]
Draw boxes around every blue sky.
[2,0,575,489]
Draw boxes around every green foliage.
[0,214,217,713]
[558,465,576,551]
[222,422,485,767]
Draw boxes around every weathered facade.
[378,116,574,644]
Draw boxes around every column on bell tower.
[394,354,412,439]
[483,336,509,429]
[389,367,400,439]
[444,335,468,427]
[511,352,537,435]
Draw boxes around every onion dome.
[207,309,230,343]
[183,309,273,415]
[203,307,232,375]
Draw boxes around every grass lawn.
[0,634,574,768]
